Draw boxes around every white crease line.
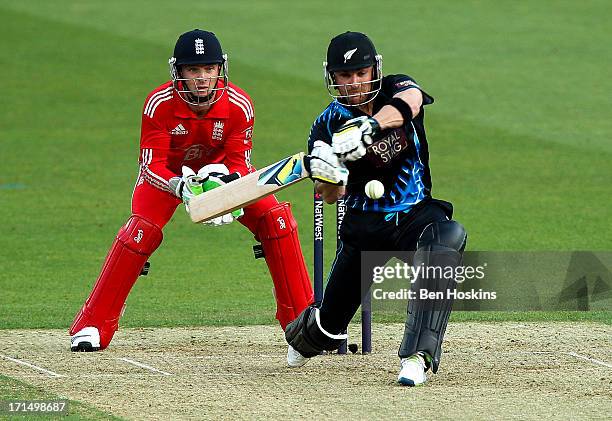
[446,351,557,355]
[7,371,311,379]
[176,354,283,360]
[7,373,171,379]
[119,357,172,376]
[567,352,612,368]
[0,354,63,378]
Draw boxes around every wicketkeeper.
[285,32,467,386]
[70,29,315,351]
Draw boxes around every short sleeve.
[383,74,434,105]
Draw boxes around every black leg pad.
[285,306,348,357]
[398,220,467,373]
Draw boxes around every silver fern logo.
[343,48,357,63]
[195,38,205,54]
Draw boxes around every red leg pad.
[256,202,314,330]
[70,215,163,349]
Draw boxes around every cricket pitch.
[0,323,610,420]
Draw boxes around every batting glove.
[332,116,380,162]
[197,164,243,226]
[307,140,349,185]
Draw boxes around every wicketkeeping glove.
[332,116,380,162]
[197,164,243,226]
[168,166,204,205]
[306,140,349,185]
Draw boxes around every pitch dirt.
[1,323,610,420]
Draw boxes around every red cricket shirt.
[139,81,255,193]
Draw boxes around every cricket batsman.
[70,29,316,351]
[285,32,467,386]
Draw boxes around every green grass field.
[1,0,610,330]
[1,2,610,418]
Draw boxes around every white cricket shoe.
[287,345,310,367]
[70,327,101,352]
[397,353,428,386]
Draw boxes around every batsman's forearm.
[374,89,422,130]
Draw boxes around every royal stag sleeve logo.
[394,80,420,90]
[257,154,304,186]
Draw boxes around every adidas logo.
[171,124,188,135]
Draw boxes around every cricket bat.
[188,152,310,223]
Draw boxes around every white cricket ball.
[365,180,385,199]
